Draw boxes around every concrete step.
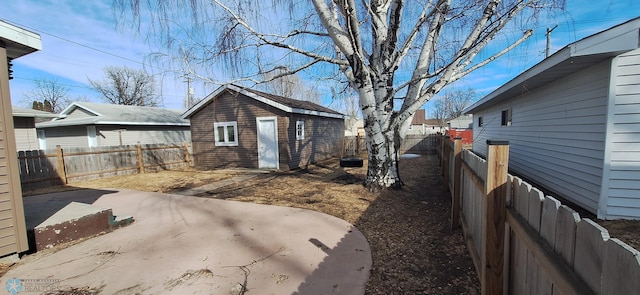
[33,202,134,251]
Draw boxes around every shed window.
[478,116,483,127]
[501,109,512,126]
[296,120,305,140]
[214,121,238,146]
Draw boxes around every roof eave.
[183,84,345,120]
[465,17,640,114]
[0,20,42,59]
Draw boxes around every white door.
[256,117,279,169]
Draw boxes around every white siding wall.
[473,59,611,214]
[13,118,38,151]
[97,126,191,146]
[605,48,640,219]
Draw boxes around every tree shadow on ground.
[207,154,480,294]
[293,154,480,294]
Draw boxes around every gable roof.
[12,107,59,118]
[37,102,189,128]
[411,109,428,125]
[182,84,345,120]
[465,17,640,114]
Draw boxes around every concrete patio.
[4,189,371,294]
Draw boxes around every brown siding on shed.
[286,114,343,169]
[191,90,289,169]
[190,89,343,171]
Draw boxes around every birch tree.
[115,0,563,190]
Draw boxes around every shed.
[464,17,640,219]
[12,107,58,151]
[182,84,345,170]
[0,20,41,257]
[446,115,473,145]
[36,102,191,149]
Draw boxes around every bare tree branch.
[89,66,159,106]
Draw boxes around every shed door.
[256,117,279,169]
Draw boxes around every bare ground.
[21,154,480,294]
[18,153,640,293]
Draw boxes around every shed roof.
[37,102,189,128]
[465,17,640,114]
[12,107,59,118]
[182,84,345,120]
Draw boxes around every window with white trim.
[214,121,238,146]
[296,120,305,140]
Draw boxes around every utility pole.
[183,75,194,109]
[546,25,558,58]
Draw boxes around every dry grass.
[23,169,239,197]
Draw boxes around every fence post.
[442,136,451,189]
[482,140,509,295]
[137,143,145,174]
[56,145,67,184]
[183,141,191,167]
[451,137,462,229]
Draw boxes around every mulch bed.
[354,155,480,294]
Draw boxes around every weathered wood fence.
[440,136,640,295]
[343,134,440,157]
[18,143,192,190]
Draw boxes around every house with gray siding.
[36,102,191,149]
[464,18,640,220]
[183,84,345,170]
[12,107,58,151]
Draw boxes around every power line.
[0,18,170,73]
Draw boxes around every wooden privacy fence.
[343,135,366,157]
[343,134,440,157]
[18,143,192,190]
[441,137,640,295]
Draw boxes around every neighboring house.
[12,107,58,151]
[182,84,345,170]
[36,102,191,149]
[0,20,41,257]
[345,117,365,136]
[407,109,443,135]
[446,115,473,144]
[464,18,640,220]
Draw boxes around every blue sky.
[2,0,638,113]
